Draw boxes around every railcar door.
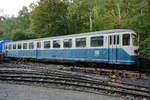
[108,35,120,64]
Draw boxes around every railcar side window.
[8,44,12,50]
[5,45,8,50]
[91,36,104,47]
[132,34,137,46]
[53,40,61,48]
[63,39,72,48]
[37,42,41,48]
[18,43,22,49]
[23,43,27,49]
[123,34,130,46]
[13,44,16,49]
[76,38,86,47]
[29,42,34,49]
[44,41,50,48]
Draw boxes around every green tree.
[31,0,69,37]
[10,29,36,41]
[66,0,89,34]
[0,5,36,40]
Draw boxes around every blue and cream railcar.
[2,29,139,65]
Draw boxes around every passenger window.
[37,42,41,48]
[123,34,130,46]
[63,39,72,48]
[29,42,34,49]
[13,44,16,49]
[91,36,104,47]
[23,43,27,49]
[53,40,61,48]
[44,41,50,48]
[76,38,86,47]
[18,43,22,49]
[117,35,119,45]
[109,36,112,45]
[8,44,12,50]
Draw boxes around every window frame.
[44,41,51,49]
[13,44,17,50]
[122,34,130,46]
[53,40,61,48]
[75,37,86,48]
[63,39,72,48]
[23,43,28,49]
[18,43,22,50]
[5,44,8,50]
[131,33,137,46]
[90,36,104,47]
[117,35,120,45]
[37,41,42,49]
[109,35,112,45]
[29,42,34,49]
[8,44,12,50]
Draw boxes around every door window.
[109,36,112,45]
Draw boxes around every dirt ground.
[0,82,124,100]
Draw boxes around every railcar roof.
[9,29,135,43]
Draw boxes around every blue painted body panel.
[0,40,12,53]
[4,48,136,65]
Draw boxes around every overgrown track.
[0,66,150,99]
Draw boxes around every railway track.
[0,67,150,99]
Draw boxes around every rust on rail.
[70,66,145,78]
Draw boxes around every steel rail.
[0,75,150,99]
[0,70,150,99]
[0,69,150,93]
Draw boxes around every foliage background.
[0,0,150,56]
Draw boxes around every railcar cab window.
[44,41,50,48]
[18,43,22,49]
[29,42,34,49]
[91,36,104,47]
[63,39,72,48]
[23,43,27,49]
[76,38,86,47]
[37,42,41,48]
[132,34,137,46]
[53,40,61,48]
[13,44,16,49]
[123,34,130,46]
